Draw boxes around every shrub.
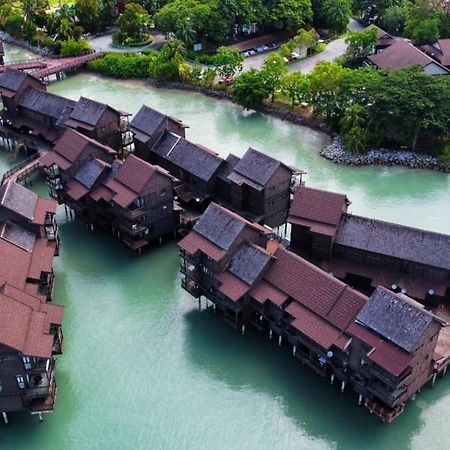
[60,38,91,56]
[4,14,24,38]
[88,52,156,78]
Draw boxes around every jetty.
[0,51,101,82]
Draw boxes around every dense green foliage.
[322,0,352,34]
[212,47,244,77]
[154,0,313,46]
[60,38,91,56]
[113,2,152,46]
[343,27,377,66]
[354,0,450,44]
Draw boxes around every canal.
[0,44,450,450]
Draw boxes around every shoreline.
[147,79,450,172]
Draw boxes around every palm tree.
[163,39,187,64]
[339,104,367,133]
[176,19,197,48]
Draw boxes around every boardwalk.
[0,148,50,185]
[0,52,102,80]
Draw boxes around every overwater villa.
[0,181,63,420]
[287,185,450,305]
[0,68,128,151]
[178,203,450,422]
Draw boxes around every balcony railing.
[368,381,407,407]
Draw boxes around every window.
[22,356,32,370]
[16,375,25,389]
[134,197,144,208]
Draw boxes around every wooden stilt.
[2,412,8,424]
[278,335,282,346]
[358,394,363,406]
[269,329,273,339]
[341,380,346,393]
[330,373,335,385]
[241,324,245,336]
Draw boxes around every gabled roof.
[0,68,40,93]
[265,247,367,332]
[74,158,108,189]
[42,129,116,168]
[438,39,450,66]
[367,39,450,73]
[69,96,119,127]
[152,132,224,182]
[20,87,76,120]
[227,242,271,285]
[229,147,291,188]
[193,203,246,250]
[348,322,413,377]
[0,291,55,358]
[0,181,38,221]
[130,105,169,142]
[355,286,437,353]
[288,185,348,236]
[335,213,450,271]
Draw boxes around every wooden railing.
[0,153,39,185]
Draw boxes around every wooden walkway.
[0,52,102,80]
[0,150,49,185]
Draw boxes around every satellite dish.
[327,351,333,358]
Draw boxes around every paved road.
[88,30,167,53]
[242,19,365,73]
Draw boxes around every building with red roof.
[0,184,63,419]
[179,203,447,422]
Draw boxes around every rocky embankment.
[321,135,450,172]
[0,31,52,57]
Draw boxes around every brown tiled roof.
[288,185,348,235]
[0,292,54,358]
[66,180,89,201]
[52,128,116,164]
[33,198,57,225]
[348,322,413,377]
[265,247,367,330]
[0,283,63,326]
[89,185,114,202]
[28,238,55,279]
[178,231,226,262]
[367,39,450,72]
[287,301,343,350]
[0,181,38,221]
[40,151,72,170]
[249,279,288,306]
[438,39,450,66]
[216,271,250,302]
[113,154,157,193]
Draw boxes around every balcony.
[52,328,63,355]
[367,381,407,407]
[25,370,55,401]
[369,364,412,389]
[181,278,201,298]
[119,221,148,237]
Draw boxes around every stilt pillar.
[38,413,43,422]
[330,374,335,385]
[2,412,7,424]
[269,329,273,339]
[241,324,245,336]
[358,394,363,406]
[341,380,346,393]
[278,335,282,346]
[432,373,437,387]
[293,345,296,356]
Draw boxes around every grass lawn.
[48,0,73,6]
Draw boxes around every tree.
[381,5,408,34]
[323,0,352,34]
[404,0,441,44]
[75,0,101,33]
[344,28,378,65]
[21,0,48,23]
[270,0,313,29]
[213,47,244,77]
[261,52,288,102]
[232,69,271,109]
[281,72,310,107]
[175,19,197,47]
[4,14,24,38]
[353,0,399,24]
[115,2,152,44]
